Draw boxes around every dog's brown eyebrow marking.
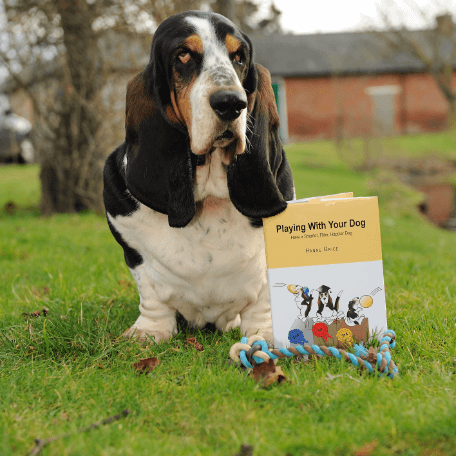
[184,34,203,54]
[225,34,241,53]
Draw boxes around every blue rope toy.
[229,329,399,378]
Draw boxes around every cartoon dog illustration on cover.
[289,285,314,321]
[315,285,344,325]
[283,282,383,348]
[345,287,382,326]
[345,297,365,326]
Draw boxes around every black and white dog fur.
[103,11,294,343]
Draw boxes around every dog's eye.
[233,51,244,64]
[179,52,191,64]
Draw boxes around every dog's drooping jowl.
[103,11,295,343]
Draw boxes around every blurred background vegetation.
[0,0,455,232]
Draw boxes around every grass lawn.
[288,130,456,173]
[303,129,456,159]
[1,132,456,456]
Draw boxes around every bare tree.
[374,7,456,129]
[1,0,204,215]
[0,0,281,215]
[212,0,282,34]
[2,1,102,214]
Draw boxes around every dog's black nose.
[209,90,247,121]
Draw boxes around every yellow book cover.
[263,196,387,349]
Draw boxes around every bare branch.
[28,410,129,456]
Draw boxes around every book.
[263,195,387,350]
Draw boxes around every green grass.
[287,130,456,174]
[1,132,456,456]
[0,164,41,216]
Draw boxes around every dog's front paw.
[123,315,176,344]
[240,321,273,345]
[216,314,241,333]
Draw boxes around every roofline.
[271,65,456,78]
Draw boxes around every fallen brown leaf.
[117,280,132,290]
[22,307,49,318]
[355,440,378,456]
[234,444,253,456]
[251,359,287,387]
[32,287,50,298]
[132,357,159,374]
[4,201,17,215]
[185,337,204,351]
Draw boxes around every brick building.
[251,30,455,143]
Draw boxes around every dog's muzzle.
[209,90,247,121]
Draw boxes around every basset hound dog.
[103,10,295,343]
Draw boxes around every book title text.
[276,219,366,234]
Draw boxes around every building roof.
[250,30,449,77]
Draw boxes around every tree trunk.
[40,0,104,215]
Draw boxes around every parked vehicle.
[0,94,34,163]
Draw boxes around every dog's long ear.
[240,31,258,97]
[123,71,196,228]
[227,64,294,226]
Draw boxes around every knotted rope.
[229,329,398,378]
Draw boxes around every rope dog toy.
[230,329,399,378]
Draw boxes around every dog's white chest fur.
[108,169,269,333]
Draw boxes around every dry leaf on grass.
[32,287,50,298]
[4,201,17,215]
[22,307,49,318]
[185,337,204,351]
[355,440,378,456]
[251,359,287,387]
[132,357,159,374]
[117,280,132,290]
[234,444,253,456]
